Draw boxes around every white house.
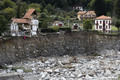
[95,15,112,33]
[53,21,64,27]
[73,3,83,11]
[10,9,39,37]
[72,23,79,30]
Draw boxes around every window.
[106,21,107,24]
[81,15,83,17]
[96,25,98,29]
[109,21,111,23]
[99,26,102,29]
[106,26,107,29]
[97,21,98,24]
[100,21,102,24]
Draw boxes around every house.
[73,3,83,11]
[53,21,64,27]
[77,11,96,20]
[10,9,39,37]
[95,15,112,33]
[72,24,79,30]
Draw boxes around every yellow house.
[77,11,96,20]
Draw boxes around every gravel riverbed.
[0,50,120,80]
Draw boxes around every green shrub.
[41,28,56,33]
[83,19,92,31]
[51,26,59,31]
[59,27,71,33]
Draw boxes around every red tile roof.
[12,18,30,23]
[77,11,95,15]
[96,15,111,20]
[77,11,86,15]
[23,9,36,19]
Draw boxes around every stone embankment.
[0,50,120,80]
[0,32,119,66]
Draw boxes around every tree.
[115,0,120,19]
[29,3,42,13]
[105,0,113,16]
[16,1,28,18]
[45,4,54,14]
[81,0,91,10]
[90,0,106,16]
[0,1,4,10]
[3,0,16,8]
[3,7,16,21]
[41,20,48,29]
[0,15,8,35]
[83,19,92,31]
[41,0,46,8]
[115,20,120,31]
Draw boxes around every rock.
[118,52,120,55]
[7,65,13,68]
[30,63,35,67]
[54,69,60,73]
[37,61,44,67]
[77,73,82,77]
[45,74,50,79]
[32,68,36,71]
[58,61,63,66]
[105,69,111,76]
[44,69,53,73]
[0,70,7,74]
[17,69,24,73]
[85,74,92,79]
[70,73,75,77]
[77,78,82,80]
[40,72,47,78]
[45,60,50,64]
[60,77,66,80]
[6,69,11,73]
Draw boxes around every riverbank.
[0,50,120,80]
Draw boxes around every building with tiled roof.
[12,18,31,24]
[73,3,83,11]
[95,15,111,20]
[23,9,36,19]
[10,9,39,37]
[77,11,96,20]
[53,21,64,27]
[95,15,112,33]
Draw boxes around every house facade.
[77,11,96,20]
[53,21,64,27]
[72,24,79,30]
[95,15,112,33]
[73,3,83,11]
[10,9,39,37]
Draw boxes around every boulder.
[54,69,60,73]
[16,69,24,73]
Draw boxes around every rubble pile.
[0,51,120,80]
